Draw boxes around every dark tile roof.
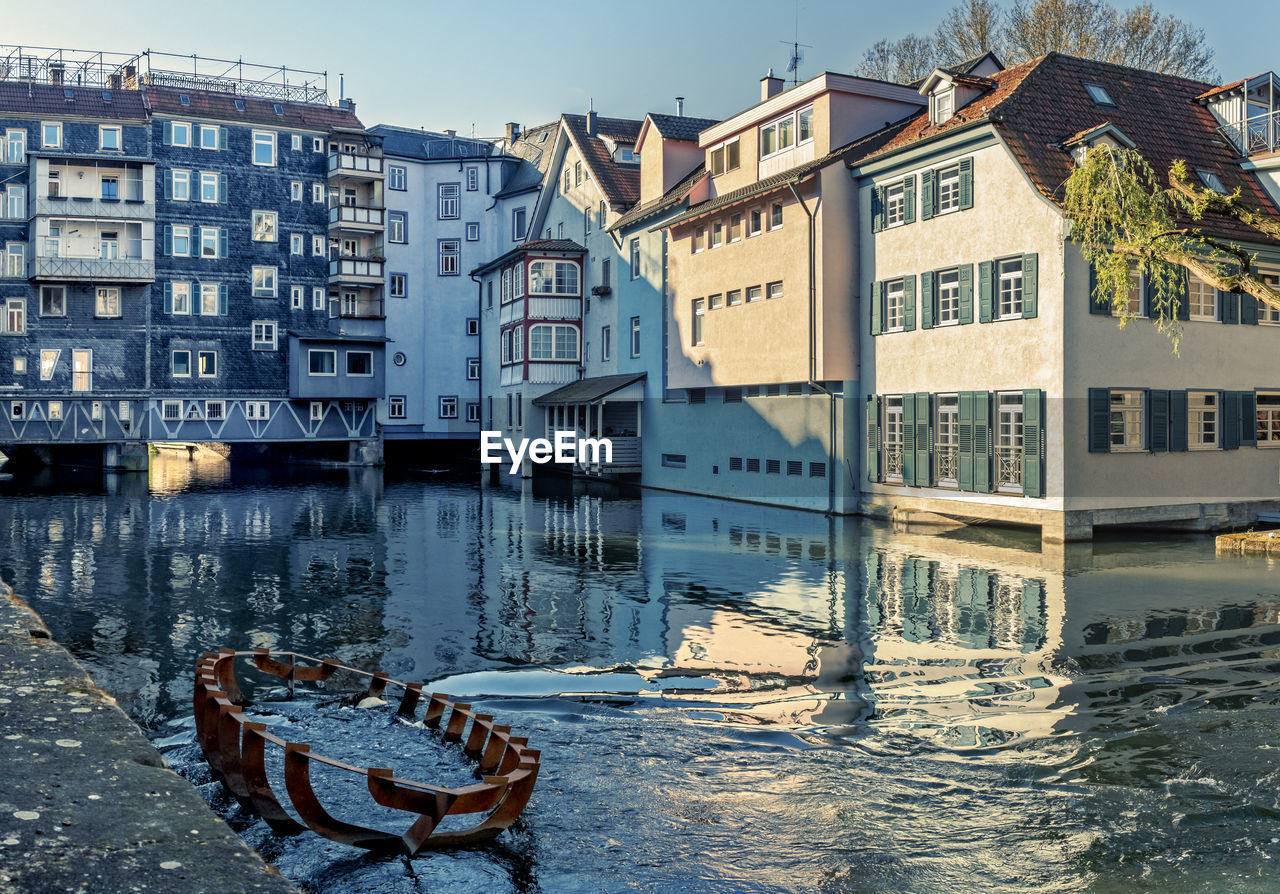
[908,51,1004,88]
[505,121,560,174]
[609,164,707,233]
[562,113,643,208]
[494,162,544,199]
[859,53,1279,245]
[0,81,148,119]
[532,372,646,406]
[645,113,719,143]
[368,124,494,160]
[469,238,585,277]
[145,85,362,130]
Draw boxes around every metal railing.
[35,195,152,219]
[328,257,384,280]
[936,446,958,483]
[328,205,384,227]
[333,297,384,319]
[884,446,904,480]
[328,152,384,177]
[996,446,1022,490]
[28,255,154,281]
[1219,111,1280,156]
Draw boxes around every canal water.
[2,454,1279,893]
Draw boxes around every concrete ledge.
[0,585,296,893]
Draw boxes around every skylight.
[234,99,245,111]
[1196,168,1227,194]
[180,94,190,105]
[102,91,112,102]
[273,103,284,115]
[63,88,74,99]
[1084,83,1115,106]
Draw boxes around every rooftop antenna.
[780,0,811,87]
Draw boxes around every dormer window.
[1196,168,1227,194]
[932,88,954,125]
[710,137,740,175]
[1084,83,1115,107]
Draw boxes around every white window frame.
[883,396,904,483]
[885,279,905,331]
[1187,273,1217,321]
[172,121,192,147]
[932,88,954,125]
[290,233,303,255]
[312,287,325,311]
[1257,392,1280,446]
[601,325,612,361]
[936,164,961,214]
[290,134,302,152]
[528,323,578,360]
[311,183,324,203]
[709,137,740,175]
[172,169,191,201]
[251,130,276,166]
[197,349,217,378]
[388,212,406,244]
[95,287,121,319]
[39,285,66,317]
[312,235,325,257]
[200,282,219,316]
[252,320,278,351]
[691,298,705,346]
[885,181,906,227]
[466,222,479,242]
[388,396,407,419]
[99,125,121,151]
[527,260,580,295]
[630,315,641,357]
[388,165,406,190]
[438,239,460,276]
[200,226,219,259]
[936,394,960,487]
[390,273,407,298]
[308,349,337,376]
[172,225,191,257]
[290,181,303,202]
[346,350,374,377]
[938,268,960,325]
[171,349,191,378]
[438,183,461,219]
[466,357,480,380]
[1109,389,1145,452]
[205,400,225,421]
[252,265,278,298]
[39,349,59,381]
[997,257,1024,319]
[171,281,191,315]
[996,392,1025,493]
[41,121,62,149]
[199,125,219,150]
[466,167,479,191]
[252,210,277,242]
[439,396,458,419]
[291,286,303,309]
[246,401,271,421]
[1188,391,1218,450]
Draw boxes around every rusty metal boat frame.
[194,648,539,853]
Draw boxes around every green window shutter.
[1141,274,1154,318]
[872,186,885,233]
[218,228,229,259]
[163,120,172,146]
[902,175,916,225]
[218,283,229,316]
[1021,253,1038,319]
[1088,263,1109,314]
[915,391,932,488]
[1174,274,1190,321]
[921,169,935,220]
[870,281,883,336]
[1148,389,1170,452]
[192,280,201,316]
[163,282,172,315]
[218,173,228,204]
[163,224,172,257]
[920,271,934,330]
[1241,391,1258,446]
[958,391,974,491]
[1222,290,1240,324]
[978,260,993,323]
[163,169,172,200]
[958,157,973,209]
[1241,294,1260,325]
[958,264,973,324]
[1169,390,1188,452]
[1221,390,1241,450]
[866,396,881,483]
[219,127,229,150]
[972,391,991,493]
[902,275,916,331]
[1022,388,1043,498]
[1087,388,1111,453]
[902,393,917,485]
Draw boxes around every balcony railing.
[1219,111,1280,156]
[328,257,384,280]
[328,152,384,177]
[28,255,154,282]
[936,446,958,484]
[996,446,1022,492]
[34,195,152,219]
[884,446,903,481]
[328,205,384,228]
[332,297,385,319]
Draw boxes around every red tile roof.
[144,86,363,131]
[0,81,147,119]
[562,113,643,208]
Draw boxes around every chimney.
[124,65,137,88]
[49,64,64,86]
[505,121,520,142]
[107,74,122,90]
[586,98,596,136]
[675,96,685,117]
[443,129,456,138]
[761,69,784,101]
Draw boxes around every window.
[40,349,59,380]
[346,351,373,376]
[629,238,641,278]
[528,260,579,295]
[99,126,121,150]
[312,183,325,203]
[12,356,24,374]
[1261,272,1280,324]
[886,279,905,331]
[100,177,118,200]
[1188,274,1217,321]
[885,181,906,227]
[997,258,1023,319]
[709,137,740,175]
[199,125,219,150]
[528,324,578,360]
[767,281,783,300]
[726,289,742,307]
[40,286,65,317]
[172,350,191,377]
[252,321,277,350]
[390,273,407,298]
[308,401,324,421]
[692,298,705,345]
[388,165,406,190]
[253,210,277,242]
[937,164,961,213]
[1117,268,1144,317]
[47,170,60,198]
[200,226,219,258]
[630,315,641,357]
[291,286,303,309]
[312,137,323,152]
[5,243,24,277]
[938,268,960,324]
[929,394,959,485]
[1106,390,1145,451]
[711,222,724,248]
[693,225,705,253]
[1084,83,1115,106]
[388,396,407,419]
[512,207,527,241]
[200,282,219,316]
[995,392,1024,492]
[308,349,336,375]
[1189,391,1217,449]
[9,401,23,421]
[198,350,217,377]
[312,235,325,257]
[205,400,225,421]
[171,121,191,147]
[1258,393,1280,444]
[169,282,192,315]
[172,169,191,201]
[748,209,762,236]
[252,266,277,298]
[99,231,119,260]
[467,357,480,380]
[463,221,479,242]
[42,122,61,149]
[932,88,954,125]
[291,181,303,202]
[1196,169,1227,194]
[439,239,460,276]
[759,109,800,158]
[389,212,406,243]
[290,233,303,255]
[601,325,612,361]
[312,288,325,311]
[6,186,24,218]
[883,396,904,482]
[770,202,783,229]
[466,167,479,191]
[162,400,181,421]
[574,161,582,186]
[252,130,276,166]
[728,215,742,243]
[246,401,270,421]
[439,396,458,419]
[172,225,191,257]
[598,200,607,229]
[798,106,814,142]
[95,287,120,318]
[584,207,592,236]
[438,183,460,219]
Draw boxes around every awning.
[533,373,645,406]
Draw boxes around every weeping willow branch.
[1063,145,1280,352]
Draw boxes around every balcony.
[333,296,384,319]
[328,256,384,284]
[33,195,153,220]
[1219,111,1280,157]
[328,152,384,180]
[28,255,155,283]
[328,204,385,231]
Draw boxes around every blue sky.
[7,0,1275,135]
